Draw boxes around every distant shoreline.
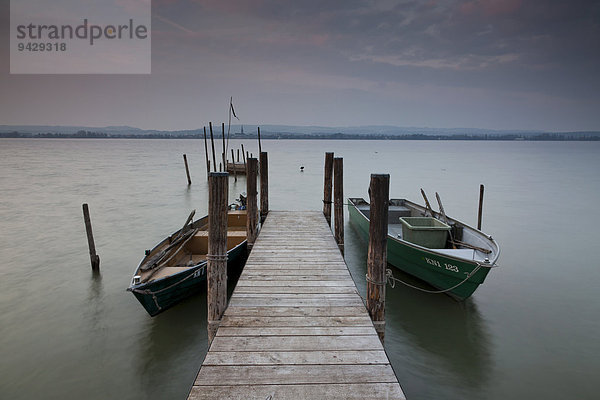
[1,132,599,141]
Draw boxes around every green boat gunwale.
[348,197,500,268]
[348,196,500,300]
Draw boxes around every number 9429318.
[18,42,66,52]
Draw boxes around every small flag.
[230,102,239,120]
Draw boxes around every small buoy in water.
[300,166,304,172]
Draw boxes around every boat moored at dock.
[348,198,499,300]
[127,210,248,316]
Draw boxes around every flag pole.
[226,97,232,163]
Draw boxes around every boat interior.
[352,198,498,263]
[135,210,247,284]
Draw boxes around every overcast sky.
[1,0,599,131]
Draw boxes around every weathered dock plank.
[188,211,405,400]
[195,364,398,385]
[189,383,405,400]
[202,349,390,365]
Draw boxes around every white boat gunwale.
[349,197,500,268]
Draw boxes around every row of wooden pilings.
[205,150,389,343]
[183,123,263,185]
[206,152,268,342]
[322,152,388,342]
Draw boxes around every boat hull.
[130,241,247,316]
[348,202,490,300]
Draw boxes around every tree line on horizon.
[1,130,599,141]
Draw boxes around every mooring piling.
[323,152,334,227]
[246,157,259,250]
[209,122,217,173]
[183,154,192,185]
[207,172,229,343]
[333,157,344,253]
[222,123,226,170]
[203,127,210,178]
[257,126,262,154]
[478,184,485,230]
[366,174,389,343]
[82,203,100,273]
[231,149,237,181]
[259,151,269,224]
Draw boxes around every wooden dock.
[188,211,405,399]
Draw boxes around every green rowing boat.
[348,198,499,300]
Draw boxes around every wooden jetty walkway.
[188,211,405,399]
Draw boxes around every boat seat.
[435,248,475,260]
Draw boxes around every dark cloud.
[1,0,599,130]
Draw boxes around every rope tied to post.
[365,273,387,286]
[206,254,228,262]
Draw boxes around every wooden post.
[183,154,192,185]
[237,149,240,162]
[209,122,217,172]
[231,149,237,181]
[366,174,389,344]
[477,184,485,230]
[207,172,229,343]
[246,158,259,249]
[203,127,210,178]
[333,157,344,253]
[222,123,226,171]
[323,152,334,226]
[259,152,269,223]
[82,203,100,273]
[241,144,247,167]
[257,126,262,154]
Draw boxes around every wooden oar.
[452,239,492,254]
[143,228,200,282]
[174,209,196,240]
[420,189,436,217]
[435,192,457,249]
[140,210,196,271]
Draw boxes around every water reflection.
[131,284,207,399]
[85,273,107,340]
[134,258,245,399]
[386,275,492,388]
[345,222,492,393]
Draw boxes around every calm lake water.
[1,138,599,399]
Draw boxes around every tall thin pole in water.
[209,122,217,173]
[183,154,191,185]
[477,184,485,230]
[82,203,100,273]
[257,126,262,154]
[203,127,210,178]
[231,149,237,182]
[222,123,226,171]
